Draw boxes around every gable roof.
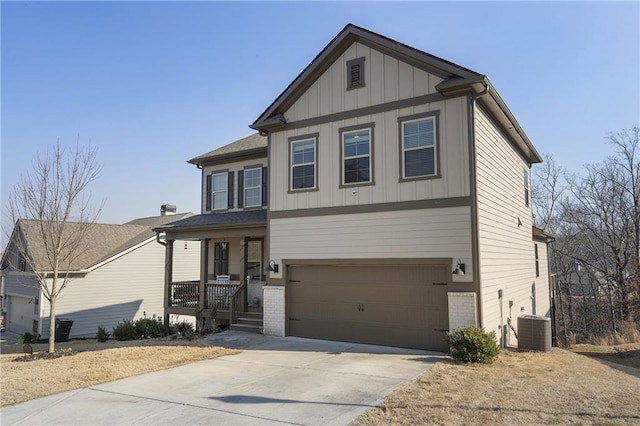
[8,213,193,273]
[251,23,541,164]
[187,133,267,166]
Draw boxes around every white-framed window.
[244,167,262,207]
[211,172,228,211]
[342,128,371,185]
[401,116,437,178]
[291,138,316,190]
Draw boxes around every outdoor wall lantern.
[452,261,465,276]
[265,261,279,273]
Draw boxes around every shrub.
[134,317,168,338]
[447,326,500,364]
[96,325,110,342]
[175,320,194,335]
[112,320,139,341]
[20,332,34,344]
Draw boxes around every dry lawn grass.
[354,347,640,425]
[0,339,238,407]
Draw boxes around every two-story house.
[159,24,553,350]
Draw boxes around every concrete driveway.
[1,331,446,425]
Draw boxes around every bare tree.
[7,141,102,353]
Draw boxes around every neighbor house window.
[213,242,229,277]
[291,137,316,190]
[346,57,366,90]
[341,126,373,185]
[524,169,530,207]
[211,172,228,211]
[401,114,438,179]
[535,243,540,278]
[244,167,262,207]
[17,252,27,272]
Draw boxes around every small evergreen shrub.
[134,317,168,338]
[112,320,139,341]
[175,320,194,335]
[447,325,500,364]
[20,332,34,344]
[96,325,110,342]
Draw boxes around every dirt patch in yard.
[353,348,640,425]
[0,338,238,407]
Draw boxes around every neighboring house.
[158,24,554,351]
[1,207,199,339]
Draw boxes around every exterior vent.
[346,57,365,90]
[517,315,551,352]
[161,204,177,216]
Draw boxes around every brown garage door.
[287,264,450,351]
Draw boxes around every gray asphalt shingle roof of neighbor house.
[187,133,267,165]
[14,213,193,272]
[154,210,267,232]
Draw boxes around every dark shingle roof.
[155,210,267,232]
[17,213,193,272]
[188,133,267,165]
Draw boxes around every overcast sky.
[2,1,638,241]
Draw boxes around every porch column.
[163,240,174,325]
[199,239,209,311]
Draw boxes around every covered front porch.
[154,210,268,331]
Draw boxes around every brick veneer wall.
[448,292,478,330]
[263,286,285,336]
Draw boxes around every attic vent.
[347,57,366,90]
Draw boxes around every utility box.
[518,315,551,352]
[55,318,74,342]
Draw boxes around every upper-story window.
[400,112,439,180]
[341,124,374,186]
[244,167,262,207]
[524,169,530,207]
[346,57,366,90]
[211,172,228,211]
[290,135,317,191]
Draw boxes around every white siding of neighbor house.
[270,206,473,278]
[474,104,548,341]
[286,42,444,122]
[39,239,200,339]
[3,272,41,334]
[270,96,470,212]
[200,157,267,214]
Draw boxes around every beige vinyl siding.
[270,96,469,212]
[40,240,200,339]
[270,206,473,278]
[474,104,544,338]
[535,242,551,317]
[286,42,443,122]
[200,157,267,213]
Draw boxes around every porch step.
[230,312,263,334]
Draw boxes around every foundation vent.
[517,315,551,352]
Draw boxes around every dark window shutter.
[238,170,244,208]
[206,174,212,211]
[228,171,234,209]
[262,166,268,207]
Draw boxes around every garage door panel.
[288,264,452,351]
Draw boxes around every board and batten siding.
[40,239,200,339]
[270,206,473,277]
[200,157,267,214]
[474,104,548,339]
[270,96,470,212]
[285,42,444,122]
